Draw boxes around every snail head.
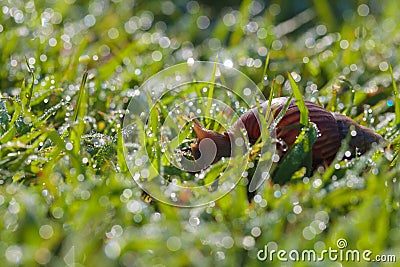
[190,118,231,165]
[334,113,386,154]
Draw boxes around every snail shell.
[191,97,385,168]
[235,97,342,166]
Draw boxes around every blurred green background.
[0,0,399,266]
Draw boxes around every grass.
[0,0,400,266]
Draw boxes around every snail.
[190,97,385,170]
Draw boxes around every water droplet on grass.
[79,54,90,64]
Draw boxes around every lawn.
[0,0,399,266]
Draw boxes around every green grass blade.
[21,56,34,111]
[271,94,293,131]
[265,77,275,125]
[312,0,336,30]
[31,88,63,106]
[48,129,84,177]
[259,50,270,93]
[230,0,253,45]
[69,71,89,171]
[272,123,318,184]
[9,132,48,172]
[117,126,128,173]
[206,57,218,124]
[63,37,88,81]
[72,71,89,122]
[288,72,309,126]
[0,98,22,144]
[0,98,10,132]
[389,65,400,125]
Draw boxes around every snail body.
[191,97,385,168]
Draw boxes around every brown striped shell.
[191,97,385,168]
